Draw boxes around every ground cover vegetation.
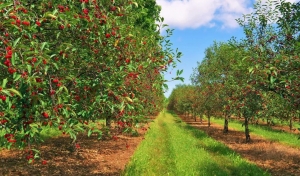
[168,0,300,142]
[124,111,269,176]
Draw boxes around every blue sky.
[157,0,299,97]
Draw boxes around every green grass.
[124,111,269,176]
[211,117,300,148]
[270,118,300,130]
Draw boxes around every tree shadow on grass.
[177,120,269,176]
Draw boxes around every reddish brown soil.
[180,116,300,176]
[0,124,150,176]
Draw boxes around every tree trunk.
[289,117,293,131]
[200,114,203,124]
[208,113,211,127]
[245,117,251,143]
[267,118,271,126]
[223,113,229,133]
[106,116,112,128]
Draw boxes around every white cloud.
[156,0,253,29]
[156,0,299,30]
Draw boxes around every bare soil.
[0,124,150,176]
[180,115,300,176]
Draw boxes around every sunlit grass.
[124,111,269,176]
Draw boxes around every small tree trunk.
[106,116,112,128]
[223,112,229,133]
[200,114,203,124]
[245,117,251,143]
[289,117,293,131]
[208,113,211,127]
[267,118,271,126]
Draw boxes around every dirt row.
[180,115,300,176]
[0,124,150,176]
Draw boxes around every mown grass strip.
[211,117,300,148]
[124,111,269,176]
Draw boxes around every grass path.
[124,111,269,176]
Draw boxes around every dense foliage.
[0,0,182,162]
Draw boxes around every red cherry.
[110,6,116,11]
[22,21,30,26]
[50,90,55,95]
[42,112,49,118]
[42,160,47,165]
[36,78,42,82]
[31,57,37,63]
[52,79,59,83]
[83,8,89,15]
[105,33,111,38]
[36,21,41,26]
[59,25,64,30]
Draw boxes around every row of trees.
[0,0,181,161]
[168,0,300,142]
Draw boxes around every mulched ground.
[180,115,300,176]
[0,123,150,176]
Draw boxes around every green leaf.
[0,2,13,9]
[41,42,47,51]
[2,78,8,88]
[53,63,59,70]
[11,53,16,65]
[88,129,92,137]
[132,2,138,7]
[27,65,32,74]
[7,88,22,97]
[163,83,168,90]
[270,76,276,84]
[14,74,21,81]
[248,67,254,74]
[13,37,21,47]
[28,159,34,164]
[44,65,49,75]
[259,45,264,52]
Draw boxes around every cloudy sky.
[157,0,299,97]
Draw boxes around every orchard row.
[168,0,299,142]
[0,0,181,160]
